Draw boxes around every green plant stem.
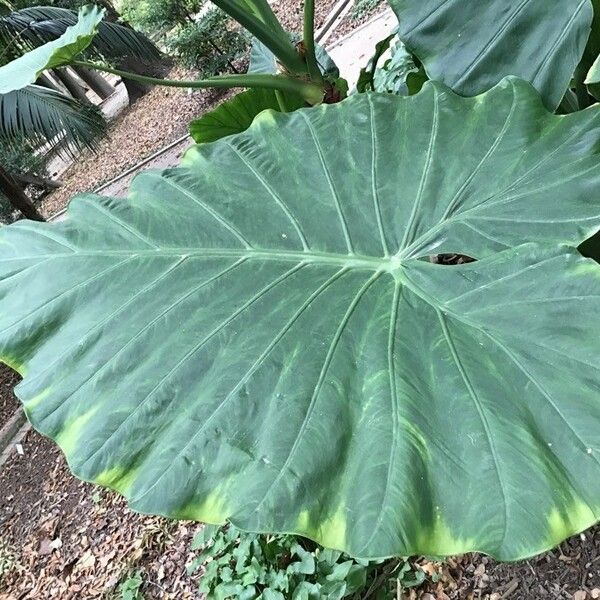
[72,61,324,104]
[210,0,307,75]
[361,560,401,600]
[303,0,323,83]
[275,89,290,112]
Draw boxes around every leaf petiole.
[72,60,324,104]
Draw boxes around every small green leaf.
[356,32,395,92]
[288,545,316,575]
[585,53,600,85]
[0,5,104,95]
[320,580,346,600]
[325,561,353,582]
[344,565,367,594]
[189,88,305,144]
[191,524,220,549]
[291,582,318,600]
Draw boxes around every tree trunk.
[72,66,115,100]
[0,166,45,222]
[14,172,62,190]
[116,56,173,104]
[53,68,91,104]
[36,73,62,92]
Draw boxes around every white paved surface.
[328,9,397,90]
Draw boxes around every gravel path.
[39,67,232,218]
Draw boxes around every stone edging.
[0,407,28,467]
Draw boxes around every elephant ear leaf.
[1,79,600,561]
[0,4,104,95]
[189,88,305,144]
[388,0,593,110]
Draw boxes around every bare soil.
[0,366,20,428]
[334,0,387,40]
[0,429,204,599]
[271,0,339,36]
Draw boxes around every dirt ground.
[0,429,204,599]
[0,366,19,427]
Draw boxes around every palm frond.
[0,6,160,61]
[0,84,106,158]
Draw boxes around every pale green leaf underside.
[586,52,600,83]
[1,80,600,560]
[389,0,593,110]
[0,5,103,95]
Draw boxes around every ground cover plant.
[0,0,600,596]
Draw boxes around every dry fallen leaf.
[76,550,96,570]
[573,591,588,600]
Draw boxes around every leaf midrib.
[1,247,398,271]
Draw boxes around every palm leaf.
[0,6,160,61]
[0,84,106,158]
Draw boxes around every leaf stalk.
[303,0,323,83]
[72,60,324,104]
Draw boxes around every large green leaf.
[0,5,103,95]
[389,0,594,110]
[1,79,600,561]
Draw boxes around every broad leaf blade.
[1,79,600,561]
[0,5,103,95]
[389,0,594,110]
[189,88,305,144]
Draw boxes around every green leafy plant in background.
[349,0,383,21]
[165,8,247,76]
[0,2,160,220]
[0,133,51,221]
[189,525,428,599]
[120,0,203,34]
